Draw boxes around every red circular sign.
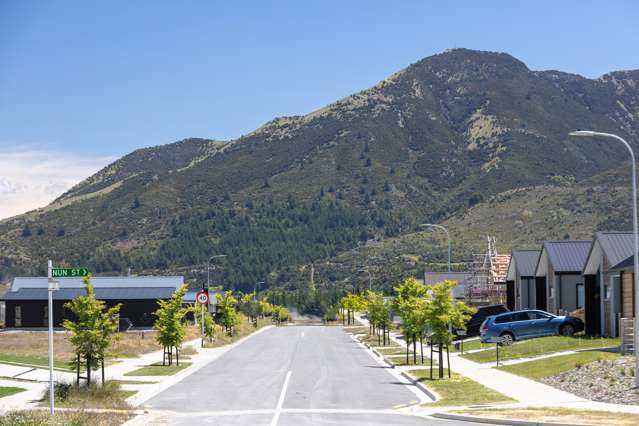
[196,291,209,305]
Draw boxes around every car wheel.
[499,332,514,346]
[560,324,575,336]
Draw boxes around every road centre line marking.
[270,370,292,426]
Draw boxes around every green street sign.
[51,267,89,278]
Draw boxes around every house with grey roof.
[583,232,635,336]
[506,249,540,311]
[0,276,184,328]
[423,271,471,300]
[535,240,591,317]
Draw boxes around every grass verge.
[0,411,130,426]
[452,339,492,352]
[461,336,620,363]
[202,316,270,349]
[411,369,514,406]
[452,407,639,426]
[376,346,413,355]
[499,350,619,379]
[0,352,71,371]
[124,362,191,376]
[0,386,25,398]
[42,380,132,409]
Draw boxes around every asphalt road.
[147,326,485,425]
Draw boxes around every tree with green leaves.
[217,291,240,336]
[153,284,189,366]
[258,297,274,318]
[424,280,475,378]
[393,277,427,365]
[365,291,392,346]
[63,276,121,385]
[202,308,218,343]
[272,305,290,325]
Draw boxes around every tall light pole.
[569,130,639,386]
[254,281,265,301]
[421,223,451,272]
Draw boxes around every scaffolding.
[466,236,510,305]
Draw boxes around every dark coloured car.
[480,310,585,345]
[457,304,509,337]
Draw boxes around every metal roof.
[510,250,540,277]
[423,272,470,299]
[594,231,635,267]
[1,287,176,301]
[10,276,183,291]
[542,240,592,273]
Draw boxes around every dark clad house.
[535,241,591,316]
[583,232,634,336]
[1,276,184,328]
[506,249,540,311]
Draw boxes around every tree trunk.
[405,334,410,365]
[413,334,417,364]
[76,354,80,386]
[86,354,91,385]
[163,346,166,366]
[420,335,424,364]
[438,342,444,379]
[101,356,105,385]
[176,346,179,367]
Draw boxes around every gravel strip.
[541,355,639,405]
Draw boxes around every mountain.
[1,48,638,289]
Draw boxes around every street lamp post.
[569,130,639,387]
[254,281,265,301]
[421,223,451,272]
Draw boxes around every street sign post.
[196,290,209,345]
[51,267,89,278]
[47,260,58,416]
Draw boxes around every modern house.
[506,249,541,311]
[423,271,471,301]
[583,231,635,336]
[534,240,591,316]
[0,276,185,328]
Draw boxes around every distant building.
[0,276,185,329]
[423,271,471,300]
[506,249,541,311]
[535,240,591,316]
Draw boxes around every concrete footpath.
[354,313,639,414]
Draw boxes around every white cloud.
[0,147,116,220]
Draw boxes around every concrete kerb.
[432,412,588,426]
[399,370,439,402]
[127,325,275,407]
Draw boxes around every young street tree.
[393,277,427,365]
[63,276,121,385]
[424,280,475,378]
[154,284,189,366]
[217,290,240,336]
[365,291,392,346]
[272,305,291,326]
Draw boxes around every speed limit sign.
[196,290,209,305]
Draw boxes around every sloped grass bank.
[410,369,513,406]
[499,350,618,379]
[462,336,619,363]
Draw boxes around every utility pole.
[47,259,56,416]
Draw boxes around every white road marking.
[270,370,292,426]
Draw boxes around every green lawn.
[386,354,435,366]
[111,379,158,385]
[411,369,514,406]
[0,352,71,371]
[0,387,25,399]
[499,351,619,379]
[461,336,620,364]
[124,362,191,376]
[376,346,413,355]
[452,339,492,352]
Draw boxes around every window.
[576,283,585,309]
[511,312,530,322]
[43,305,48,327]
[494,314,512,324]
[15,305,22,327]
[533,312,551,319]
[606,275,620,300]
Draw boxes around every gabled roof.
[610,254,635,271]
[508,250,540,279]
[537,240,592,274]
[594,231,634,267]
[10,276,183,291]
[1,287,176,301]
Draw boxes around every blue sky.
[0,1,638,217]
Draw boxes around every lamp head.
[569,130,597,137]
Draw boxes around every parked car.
[480,310,584,345]
[456,304,509,338]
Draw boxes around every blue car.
[479,310,584,346]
